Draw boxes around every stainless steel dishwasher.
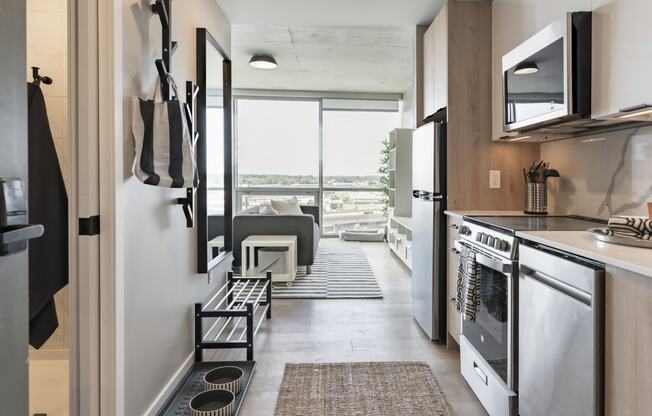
[518,244,604,416]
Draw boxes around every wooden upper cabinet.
[592,0,652,117]
[423,4,448,119]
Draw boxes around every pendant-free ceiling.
[514,62,539,75]
[249,53,277,69]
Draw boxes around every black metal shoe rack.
[151,0,198,228]
[156,272,272,416]
[195,271,272,362]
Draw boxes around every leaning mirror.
[197,28,232,273]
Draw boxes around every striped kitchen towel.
[131,75,197,188]
[608,215,652,238]
[454,244,480,322]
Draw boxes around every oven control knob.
[486,236,495,247]
[480,234,488,244]
[493,238,503,250]
[459,225,472,236]
[476,232,484,242]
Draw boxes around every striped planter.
[203,366,244,394]
[189,389,234,416]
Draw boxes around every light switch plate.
[489,170,501,189]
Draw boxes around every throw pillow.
[259,205,279,215]
[271,196,303,215]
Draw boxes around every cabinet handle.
[450,248,460,254]
[473,362,488,385]
[450,224,459,230]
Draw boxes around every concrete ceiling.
[230,24,415,93]
[216,0,443,27]
[216,0,444,93]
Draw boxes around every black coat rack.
[151,0,198,228]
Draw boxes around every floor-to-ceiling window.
[235,98,320,212]
[234,95,400,235]
[321,99,399,235]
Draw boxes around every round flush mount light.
[249,53,277,69]
[514,62,539,75]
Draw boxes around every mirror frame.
[196,28,233,273]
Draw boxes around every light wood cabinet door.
[423,22,436,118]
[432,5,448,114]
[604,266,652,415]
[422,5,448,119]
[446,215,461,346]
[592,0,652,116]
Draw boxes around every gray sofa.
[232,205,320,273]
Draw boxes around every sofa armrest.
[300,205,320,225]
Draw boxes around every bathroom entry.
[26,0,71,415]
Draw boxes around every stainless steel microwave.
[502,12,592,132]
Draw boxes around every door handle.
[1,224,44,256]
[473,361,488,385]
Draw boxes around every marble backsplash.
[541,125,652,219]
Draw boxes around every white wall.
[493,0,652,218]
[27,0,70,355]
[121,0,231,414]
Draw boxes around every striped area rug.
[236,239,383,299]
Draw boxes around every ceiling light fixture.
[249,53,277,69]
[514,62,539,75]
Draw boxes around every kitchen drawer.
[461,336,517,416]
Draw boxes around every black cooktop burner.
[464,215,606,235]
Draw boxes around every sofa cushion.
[271,196,303,215]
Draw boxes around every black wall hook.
[31,67,53,86]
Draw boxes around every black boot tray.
[156,361,256,416]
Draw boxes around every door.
[519,245,603,416]
[412,196,435,339]
[0,1,29,414]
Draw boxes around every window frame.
[233,94,401,236]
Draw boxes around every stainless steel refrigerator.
[1,1,32,412]
[411,108,447,341]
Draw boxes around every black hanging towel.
[27,82,69,349]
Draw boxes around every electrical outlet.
[489,170,501,189]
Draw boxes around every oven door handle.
[476,252,512,274]
[454,240,512,274]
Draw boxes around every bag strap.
[146,76,163,101]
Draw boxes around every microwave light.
[514,62,539,75]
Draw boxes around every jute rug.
[274,362,455,416]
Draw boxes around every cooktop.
[464,215,606,234]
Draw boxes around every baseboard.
[29,348,69,361]
[143,352,194,416]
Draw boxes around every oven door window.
[463,262,509,384]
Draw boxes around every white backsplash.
[542,126,652,219]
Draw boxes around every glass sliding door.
[321,106,400,235]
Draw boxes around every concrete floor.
[209,241,486,415]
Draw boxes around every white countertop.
[516,230,652,278]
[444,210,529,219]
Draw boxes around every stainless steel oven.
[456,239,518,416]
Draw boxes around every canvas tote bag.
[131,75,198,188]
